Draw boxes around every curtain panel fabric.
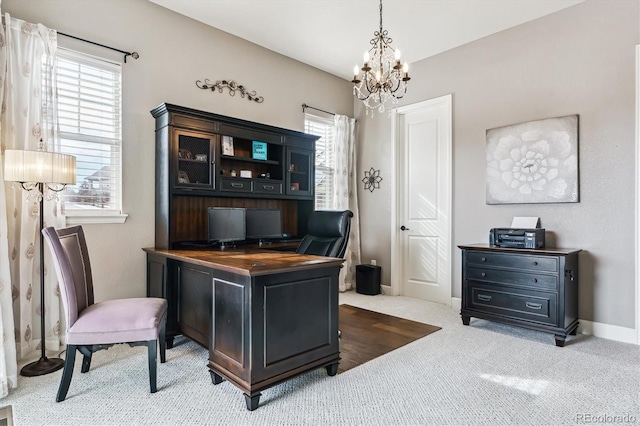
[333,115,361,291]
[0,9,17,398]
[0,13,64,396]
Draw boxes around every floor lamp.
[3,146,76,376]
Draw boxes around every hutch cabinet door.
[285,147,314,197]
[173,129,217,191]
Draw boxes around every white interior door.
[392,95,452,305]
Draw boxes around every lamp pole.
[20,182,64,376]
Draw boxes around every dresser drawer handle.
[481,257,487,262]
[526,302,542,310]
[262,185,274,190]
[532,278,538,283]
[231,183,244,189]
[481,272,486,277]
[533,261,538,266]
[477,294,492,302]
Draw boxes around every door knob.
[400,225,410,231]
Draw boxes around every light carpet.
[2,291,638,425]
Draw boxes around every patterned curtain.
[0,13,64,395]
[333,115,361,291]
[0,8,17,398]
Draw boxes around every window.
[305,115,336,210]
[56,48,125,222]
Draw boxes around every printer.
[489,228,545,249]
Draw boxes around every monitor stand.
[219,241,237,250]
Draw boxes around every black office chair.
[297,210,353,340]
[296,210,353,258]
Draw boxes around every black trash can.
[356,264,381,295]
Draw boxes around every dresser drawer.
[253,180,283,195]
[466,251,558,273]
[466,267,558,291]
[220,178,252,193]
[467,283,557,325]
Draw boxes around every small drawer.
[171,113,217,133]
[220,177,252,192]
[467,283,557,325]
[467,251,558,273]
[253,180,283,195]
[467,267,558,291]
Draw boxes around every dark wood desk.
[144,248,343,410]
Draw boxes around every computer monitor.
[245,208,282,245]
[207,207,246,248]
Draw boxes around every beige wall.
[357,0,639,328]
[4,0,638,330]
[2,0,353,302]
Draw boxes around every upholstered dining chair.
[296,210,354,258]
[42,225,168,402]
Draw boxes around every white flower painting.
[486,115,579,204]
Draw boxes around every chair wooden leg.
[80,350,92,373]
[78,346,93,373]
[56,345,77,402]
[148,340,157,393]
[159,323,167,364]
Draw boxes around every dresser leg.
[461,315,470,326]
[326,363,339,376]
[210,370,224,385]
[554,335,566,347]
[244,392,261,411]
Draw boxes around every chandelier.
[352,0,410,116]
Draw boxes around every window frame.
[305,114,337,210]
[55,47,127,224]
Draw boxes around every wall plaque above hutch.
[151,103,318,249]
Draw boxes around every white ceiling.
[149,0,584,81]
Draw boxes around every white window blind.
[56,48,122,216]
[305,115,336,210]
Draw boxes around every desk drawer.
[253,180,283,195]
[467,251,558,273]
[467,282,557,325]
[467,267,558,291]
[220,178,252,193]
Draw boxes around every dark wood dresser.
[458,244,581,346]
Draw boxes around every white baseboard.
[451,297,461,311]
[578,320,638,345]
[450,297,638,345]
[380,284,394,295]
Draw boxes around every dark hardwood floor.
[338,304,441,373]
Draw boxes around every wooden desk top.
[143,247,344,277]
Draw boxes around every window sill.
[64,213,128,225]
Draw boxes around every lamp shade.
[4,149,76,185]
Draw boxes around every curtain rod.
[58,32,139,63]
[301,103,334,116]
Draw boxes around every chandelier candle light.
[352,0,410,115]
[4,142,76,376]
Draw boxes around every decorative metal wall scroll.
[362,167,382,192]
[196,79,264,103]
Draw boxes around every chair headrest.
[308,210,353,238]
